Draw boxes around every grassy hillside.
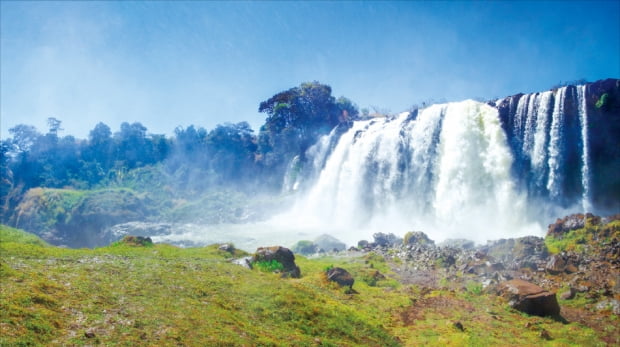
[1,225,614,346]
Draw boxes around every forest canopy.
[0,82,359,223]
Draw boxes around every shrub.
[254,259,284,273]
[595,93,609,109]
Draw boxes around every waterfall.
[577,85,591,212]
[274,83,604,245]
[282,100,538,244]
[546,87,567,200]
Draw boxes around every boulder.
[326,267,354,288]
[499,279,560,317]
[252,246,301,278]
[372,232,402,247]
[403,231,435,246]
[545,254,566,274]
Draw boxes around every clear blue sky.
[2,1,619,139]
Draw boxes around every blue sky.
[1,1,619,139]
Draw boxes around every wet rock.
[499,279,560,317]
[252,246,301,278]
[326,267,354,288]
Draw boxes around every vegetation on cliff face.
[2,225,616,346]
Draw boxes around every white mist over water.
[276,100,544,245]
[155,86,596,250]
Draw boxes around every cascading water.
[547,87,567,200]
[280,100,539,245]
[577,85,591,212]
[279,84,598,245]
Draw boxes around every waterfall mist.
[276,86,600,246]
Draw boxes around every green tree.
[257,81,358,185]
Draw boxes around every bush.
[254,259,284,273]
[595,93,609,109]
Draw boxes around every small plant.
[323,264,334,272]
[595,93,609,109]
[466,281,483,295]
[254,259,284,273]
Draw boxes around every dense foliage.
[0,82,358,227]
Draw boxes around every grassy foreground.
[0,225,614,346]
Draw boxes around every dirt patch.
[399,295,474,326]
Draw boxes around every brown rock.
[326,267,354,288]
[499,279,560,317]
[564,263,579,274]
[545,254,566,274]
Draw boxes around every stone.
[326,267,355,288]
[564,263,579,274]
[403,231,435,246]
[232,256,253,269]
[545,255,566,275]
[218,243,235,253]
[453,321,465,331]
[499,279,560,317]
[252,246,301,278]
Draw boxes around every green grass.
[1,225,615,346]
[545,219,620,254]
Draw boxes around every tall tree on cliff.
[257,81,358,186]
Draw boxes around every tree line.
[0,82,359,220]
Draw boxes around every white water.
[577,85,591,212]
[158,86,596,250]
[277,100,542,245]
[546,87,567,199]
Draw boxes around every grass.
[1,225,616,346]
[545,219,620,254]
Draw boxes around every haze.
[1,1,619,139]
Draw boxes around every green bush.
[595,93,609,109]
[254,259,284,273]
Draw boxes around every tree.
[257,81,358,184]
